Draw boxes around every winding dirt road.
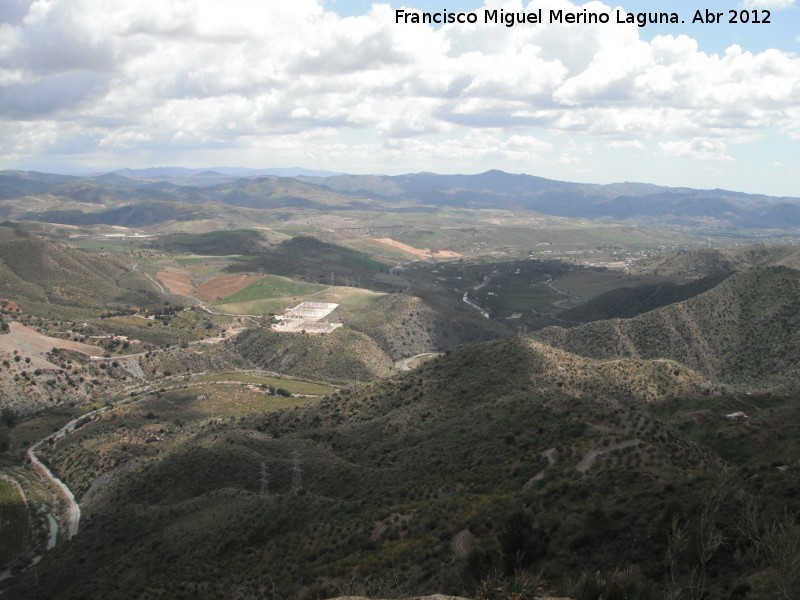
[462,275,491,318]
[28,436,81,540]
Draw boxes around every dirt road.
[27,440,81,540]
[576,439,640,473]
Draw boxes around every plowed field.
[195,274,263,302]
[156,268,192,296]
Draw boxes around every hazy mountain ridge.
[3,169,800,230]
[307,169,800,228]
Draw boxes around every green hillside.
[235,327,394,382]
[0,224,161,311]
[639,245,800,277]
[4,338,798,599]
[150,229,267,255]
[339,292,510,360]
[535,266,800,390]
[559,273,731,323]
[230,236,406,292]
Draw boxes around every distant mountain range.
[1,168,800,229]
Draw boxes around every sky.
[0,0,799,196]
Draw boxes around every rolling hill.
[235,327,394,383]
[4,168,800,231]
[4,336,797,599]
[0,223,161,311]
[558,273,732,323]
[535,266,800,390]
[306,170,800,229]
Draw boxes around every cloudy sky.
[1,0,798,195]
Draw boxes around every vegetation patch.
[194,372,334,395]
[0,478,30,566]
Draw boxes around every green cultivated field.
[216,280,381,317]
[173,255,244,264]
[0,479,30,566]
[215,275,327,306]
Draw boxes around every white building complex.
[272,301,342,333]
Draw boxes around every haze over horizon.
[1,0,799,196]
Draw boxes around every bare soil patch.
[156,268,192,296]
[432,249,461,258]
[374,238,461,260]
[451,528,475,557]
[375,238,431,259]
[195,274,263,302]
[0,323,103,369]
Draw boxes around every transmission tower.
[290,451,302,495]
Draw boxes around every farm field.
[474,278,563,317]
[195,274,264,302]
[0,478,30,566]
[156,268,192,296]
[194,372,335,395]
[218,283,382,318]
[215,275,327,306]
[172,255,245,265]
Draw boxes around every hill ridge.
[535,266,800,389]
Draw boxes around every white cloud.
[743,0,795,8]
[0,0,798,180]
[607,140,644,150]
[659,139,734,161]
